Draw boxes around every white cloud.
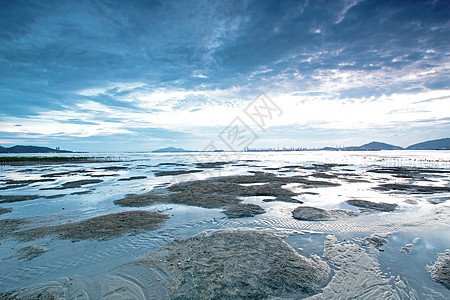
[77,82,147,96]
[269,89,450,130]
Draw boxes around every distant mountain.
[0,145,72,153]
[353,141,403,151]
[152,147,190,153]
[320,141,403,151]
[406,138,450,150]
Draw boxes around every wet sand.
[1,153,449,298]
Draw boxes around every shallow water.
[0,150,449,298]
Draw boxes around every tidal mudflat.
[0,151,449,299]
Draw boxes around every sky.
[0,0,449,152]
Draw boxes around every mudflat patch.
[12,245,48,261]
[0,194,40,204]
[374,183,450,194]
[114,173,310,212]
[40,179,103,190]
[427,250,450,289]
[0,207,12,215]
[292,206,358,221]
[0,218,30,240]
[154,169,203,177]
[16,211,169,242]
[137,231,330,299]
[118,176,147,181]
[345,199,398,212]
[222,203,265,218]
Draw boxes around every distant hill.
[353,141,403,151]
[152,147,190,153]
[0,145,72,153]
[321,141,403,151]
[406,138,450,150]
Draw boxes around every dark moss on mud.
[1,178,55,186]
[137,231,330,299]
[345,199,398,212]
[0,218,30,240]
[0,195,40,204]
[222,203,265,218]
[42,170,93,178]
[310,172,337,179]
[15,211,169,242]
[40,179,103,190]
[0,178,55,188]
[427,250,450,290]
[374,183,450,194]
[368,167,450,179]
[157,162,188,167]
[13,245,48,261]
[0,157,114,166]
[0,184,29,190]
[115,173,307,211]
[195,161,234,169]
[94,166,128,171]
[44,194,66,199]
[89,173,119,178]
[292,206,358,221]
[0,207,12,215]
[118,176,147,181]
[114,193,169,207]
[154,169,203,177]
[70,190,92,195]
[218,172,340,188]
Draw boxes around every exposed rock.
[137,231,330,299]
[292,206,358,221]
